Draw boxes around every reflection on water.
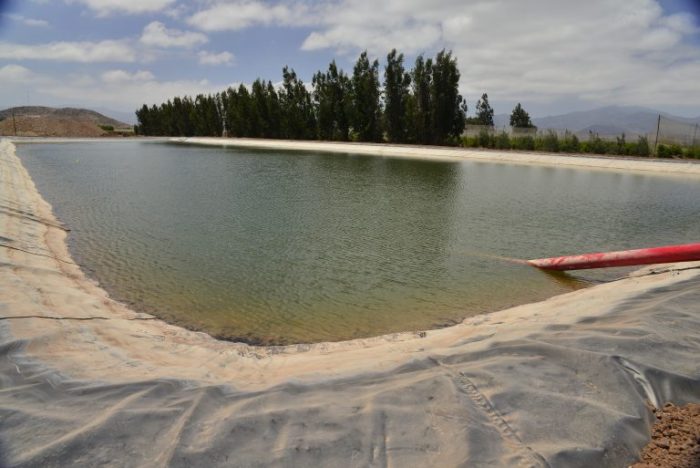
[17,141,700,344]
[539,269,596,288]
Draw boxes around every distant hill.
[577,124,632,138]
[534,106,663,136]
[0,106,132,137]
[493,106,700,138]
[92,107,138,125]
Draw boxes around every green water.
[16,141,700,344]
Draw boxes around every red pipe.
[528,242,700,271]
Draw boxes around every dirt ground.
[0,115,111,137]
[632,402,700,468]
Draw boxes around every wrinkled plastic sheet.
[0,275,698,467]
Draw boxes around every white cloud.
[436,0,700,109]
[140,21,208,48]
[164,4,189,19]
[4,14,49,27]
[2,0,697,115]
[257,0,700,112]
[101,69,156,83]
[0,64,35,82]
[0,40,135,62]
[188,1,313,31]
[0,65,232,112]
[67,0,176,16]
[659,13,699,34]
[301,22,441,55]
[61,76,226,109]
[198,50,234,65]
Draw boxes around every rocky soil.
[632,402,700,468]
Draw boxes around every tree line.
[134,52,700,159]
[136,49,533,146]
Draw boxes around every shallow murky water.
[17,141,700,344]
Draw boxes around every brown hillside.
[0,107,132,137]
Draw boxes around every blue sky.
[1,0,699,123]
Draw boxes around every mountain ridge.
[493,106,700,137]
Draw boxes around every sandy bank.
[7,136,168,144]
[1,138,700,466]
[175,136,700,177]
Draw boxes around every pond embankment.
[1,137,699,466]
[175,136,700,176]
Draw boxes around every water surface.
[17,141,700,344]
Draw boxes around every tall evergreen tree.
[136,95,221,136]
[411,55,433,144]
[220,87,235,136]
[313,60,351,141]
[170,96,195,136]
[135,104,152,135]
[383,49,411,143]
[350,51,382,142]
[265,81,282,138]
[192,94,222,136]
[475,93,494,126]
[430,49,466,145]
[251,79,283,138]
[312,70,332,140]
[232,84,253,136]
[249,79,271,138]
[280,67,316,140]
[159,101,172,135]
[214,92,226,136]
[136,49,480,145]
[509,102,534,128]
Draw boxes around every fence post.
[653,114,661,156]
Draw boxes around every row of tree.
[135,50,536,145]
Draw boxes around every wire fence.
[465,115,700,148]
[653,115,699,147]
[463,125,537,138]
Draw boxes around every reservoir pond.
[17,141,700,344]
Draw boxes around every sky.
[1,0,699,123]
